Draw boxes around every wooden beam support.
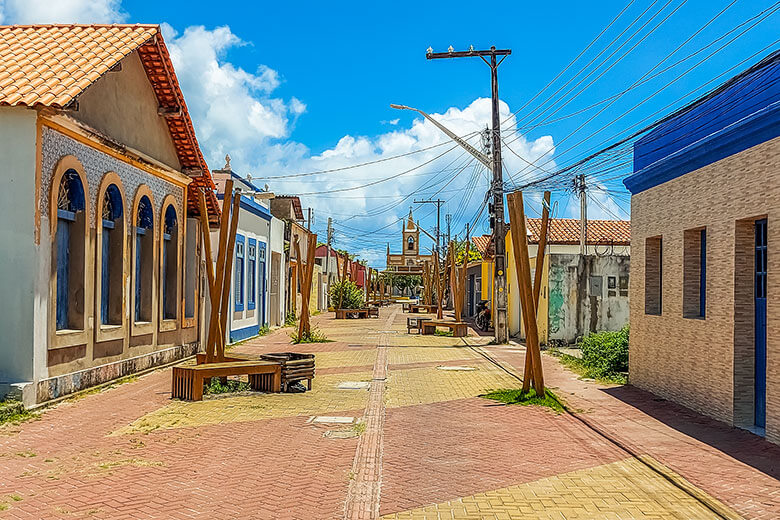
[205,179,233,363]
[507,191,545,395]
[533,191,551,309]
[217,193,242,361]
[197,189,223,363]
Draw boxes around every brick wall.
[629,135,780,443]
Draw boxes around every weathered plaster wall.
[0,108,38,383]
[546,254,630,344]
[270,217,286,327]
[73,51,181,171]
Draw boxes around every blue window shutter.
[700,229,706,318]
[55,219,70,330]
[101,226,110,325]
[135,233,142,321]
[235,235,245,311]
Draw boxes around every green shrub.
[329,279,364,309]
[290,327,331,344]
[204,378,251,395]
[284,312,297,327]
[579,326,629,378]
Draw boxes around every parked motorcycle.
[475,300,492,331]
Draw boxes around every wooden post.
[196,189,223,364]
[217,194,242,361]
[533,191,551,309]
[205,179,233,362]
[435,252,444,319]
[294,234,317,338]
[507,191,545,395]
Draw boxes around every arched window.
[161,203,179,321]
[98,183,124,327]
[55,169,86,331]
[134,195,154,324]
[407,236,415,251]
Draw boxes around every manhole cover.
[437,366,477,371]
[324,430,359,439]
[309,416,355,424]
[338,382,371,390]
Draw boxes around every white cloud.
[160,24,307,174]
[0,0,126,23]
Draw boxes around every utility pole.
[326,217,333,304]
[577,174,587,255]
[414,198,445,256]
[427,45,511,343]
[307,207,313,232]
[446,213,452,246]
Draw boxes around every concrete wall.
[73,51,181,171]
[546,254,630,344]
[269,217,286,327]
[0,108,38,384]
[630,136,780,443]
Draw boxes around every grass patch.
[284,312,297,327]
[352,421,366,436]
[0,504,8,512]
[433,329,453,337]
[204,378,251,395]
[481,387,564,413]
[9,495,22,502]
[548,349,627,385]
[290,327,332,344]
[0,402,38,427]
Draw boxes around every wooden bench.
[421,320,468,337]
[172,360,281,401]
[368,306,380,318]
[407,316,432,334]
[335,308,370,319]
[260,353,315,391]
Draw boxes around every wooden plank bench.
[407,316,432,334]
[420,320,468,337]
[260,353,315,391]
[335,308,370,319]
[172,360,281,401]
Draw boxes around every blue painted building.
[625,50,780,443]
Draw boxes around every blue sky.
[4,0,778,266]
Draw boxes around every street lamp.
[390,103,491,171]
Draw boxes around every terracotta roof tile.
[0,24,219,223]
[525,218,630,245]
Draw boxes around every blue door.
[468,274,475,316]
[258,242,267,326]
[755,218,767,429]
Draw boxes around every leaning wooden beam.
[533,191,551,310]
[197,189,223,364]
[507,191,545,395]
[205,179,233,363]
[217,193,242,361]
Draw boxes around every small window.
[619,275,629,297]
[161,205,178,320]
[645,236,662,315]
[683,228,706,319]
[99,184,124,326]
[134,195,154,323]
[235,237,245,311]
[184,218,198,320]
[55,169,87,331]
[248,240,257,310]
[407,236,415,250]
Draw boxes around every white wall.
[0,108,38,383]
[270,216,285,326]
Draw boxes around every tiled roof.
[471,219,630,258]
[275,195,305,221]
[471,235,492,257]
[0,24,219,222]
[526,218,630,245]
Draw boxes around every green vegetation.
[290,327,331,344]
[0,400,37,427]
[284,312,297,327]
[204,378,251,395]
[258,325,270,336]
[329,279,364,309]
[433,328,453,337]
[453,237,482,264]
[481,388,564,413]
[548,327,629,385]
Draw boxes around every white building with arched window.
[0,25,220,406]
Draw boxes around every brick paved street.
[0,305,778,519]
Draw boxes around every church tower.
[402,208,419,257]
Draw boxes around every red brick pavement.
[483,344,780,520]
[379,397,626,516]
